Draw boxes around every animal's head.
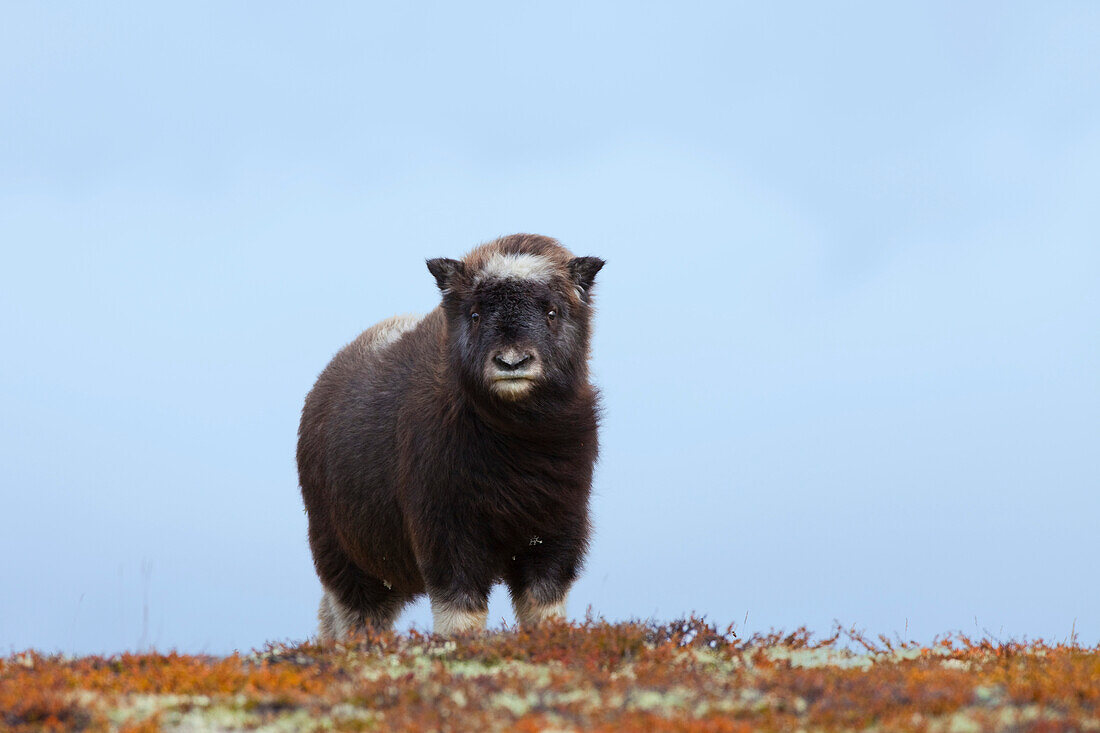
[427,234,604,403]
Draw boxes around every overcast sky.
[2,2,1098,654]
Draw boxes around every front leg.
[506,533,584,627]
[414,526,494,636]
[430,593,489,636]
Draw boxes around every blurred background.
[2,3,1097,655]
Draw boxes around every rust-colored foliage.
[2,619,1098,731]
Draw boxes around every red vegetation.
[2,618,1098,731]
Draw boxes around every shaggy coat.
[297,234,604,637]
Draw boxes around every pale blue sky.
[2,3,1098,654]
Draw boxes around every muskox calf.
[297,234,604,638]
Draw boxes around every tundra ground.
[3,618,1098,732]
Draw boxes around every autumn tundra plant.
[297,234,605,638]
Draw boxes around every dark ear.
[426,258,465,292]
[568,256,605,300]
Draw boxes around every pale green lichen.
[489,690,540,716]
[765,645,875,670]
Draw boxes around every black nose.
[493,352,534,371]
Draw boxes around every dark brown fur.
[297,234,604,636]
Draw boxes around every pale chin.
[491,379,535,400]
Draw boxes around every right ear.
[426,258,465,293]
[568,256,605,301]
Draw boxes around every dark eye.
[547,309,557,321]
[471,312,480,323]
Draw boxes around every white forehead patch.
[475,252,556,284]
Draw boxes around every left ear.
[568,256,605,301]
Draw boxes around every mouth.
[489,373,537,398]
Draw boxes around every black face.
[426,254,604,404]
[452,277,580,401]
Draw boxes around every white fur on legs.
[318,590,359,642]
[513,590,568,628]
[431,599,488,636]
[318,588,403,641]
